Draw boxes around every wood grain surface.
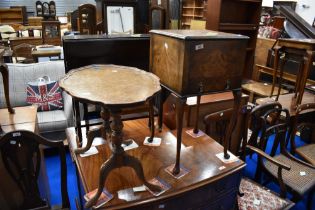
[67,118,245,209]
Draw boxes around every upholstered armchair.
[0,61,74,138]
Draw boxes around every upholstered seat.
[238,178,293,210]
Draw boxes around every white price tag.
[195,44,204,51]
[300,171,306,176]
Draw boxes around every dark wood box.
[150,30,248,95]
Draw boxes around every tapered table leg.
[223,89,242,159]
[172,97,186,175]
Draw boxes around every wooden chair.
[247,107,315,209]
[0,130,70,209]
[78,4,96,35]
[289,103,315,166]
[247,101,282,152]
[149,6,166,30]
[203,104,294,209]
[203,108,234,145]
[12,43,36,63]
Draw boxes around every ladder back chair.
[0,130,70,209]
[289,103,315,166]
[247,107,315,209]
[203,104,294,209]
[12,43,36,64]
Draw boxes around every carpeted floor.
[44,134,315,210]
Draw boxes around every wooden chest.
[150,30,248,95]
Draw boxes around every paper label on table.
[133,185,146,192]
[144,137,161,146]
[253,199,261,206]
[186,96,197,105]
[122,139,139,151]
[300,171,306,176]
[218,166,226,171]
[146,177,171,197]
[165,164,190,179]
[216,151,239,164]
[186,129,205,138]
[84,188,113,208]
[80,146,98,157]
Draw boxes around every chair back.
[149,6,166,30]
[259,107,291,156]
[247,101,282,149]
[12,43,36,63]
[203,108,234,144]
[203,105,252,160]
[290,103,315,150]
[0,130,69,209]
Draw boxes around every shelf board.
[246,47,254,51]
[219,23,258,31]
[183,6,204,9]
[182,22,191,26]
[237,0,262,3]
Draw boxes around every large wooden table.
[67,119,245,210]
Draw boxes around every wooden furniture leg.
[0,63,14,114]
[223,89,242,159]
[296,51,315,106]
[74,100,83,144]
[148,98,155,142]
[0,63,15,135]
[193,95,201,134]
[173,97,186,174]
[75,107,109,154]
[84,108,161,208]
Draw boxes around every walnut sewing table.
[59,64,161,208]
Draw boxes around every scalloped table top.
[59,65,161,107]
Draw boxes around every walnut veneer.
[67,119,245,209]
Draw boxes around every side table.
[59,64,162,208]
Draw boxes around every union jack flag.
[26,82,63,111]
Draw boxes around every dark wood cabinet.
[205,0,262,79]
[150,30,248,95]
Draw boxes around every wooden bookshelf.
[181,0,207,29]
[205,0,262,79]
[0,8,24,24]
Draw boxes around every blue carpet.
[44,135,314,210]
[44,149,79,210]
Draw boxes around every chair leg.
[307,188,315,210]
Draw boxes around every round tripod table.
[59,64,161,208]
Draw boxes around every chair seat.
[238,178,293,210]
[296,144,315,166]
[264,154,315,196]
[37,110,68,133]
